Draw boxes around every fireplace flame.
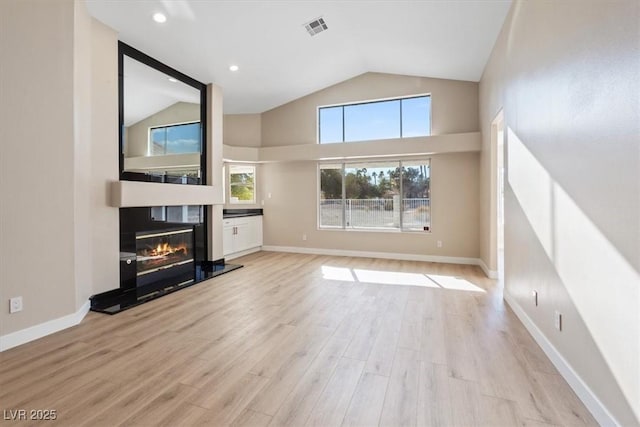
[148,242,188,258]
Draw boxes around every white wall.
[479,1,640,424]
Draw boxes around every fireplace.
[90,205,243,314]
[135,228,194,291]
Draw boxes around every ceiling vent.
[304,17,328,36]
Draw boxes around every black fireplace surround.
[90,206,241,314]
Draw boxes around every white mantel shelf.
[110,181,221,208]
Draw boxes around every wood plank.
[231,409,273,427]
[247,326,334,415]
[342,372,389,427]
[268,337,350,425]
[305,357,365,427]
[192,373,270,425]
[120,383,199,426]
[363,298,404,376]
[379,348,421,427]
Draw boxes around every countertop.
[223,208,263,219]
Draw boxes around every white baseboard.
[0,300,90,352]
[503,291,619,427]
[477,258,499,279]
[262,245,490,272]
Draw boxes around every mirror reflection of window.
[121,52,203,184]
[150,205,204,223]
[149,122,201,155]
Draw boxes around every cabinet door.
[223,225,235,256]
[246,216,263,249]
[234,222,250,253]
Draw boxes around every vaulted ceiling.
[86,0,511,114]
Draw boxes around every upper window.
[229,164,256,204]
[318,95,431,144]
[149,122,201,156]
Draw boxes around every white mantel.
[110,180,222,208]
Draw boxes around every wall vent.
[304,17,328,36]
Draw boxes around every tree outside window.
[319,160,430,231]
[229,164,255,204]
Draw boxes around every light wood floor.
[0,251,597,427]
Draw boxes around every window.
[318,95,431,143]
[149,122,201,155]
[319,160,430,231]
[229,164,255,204]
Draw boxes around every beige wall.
[479,1,639,424]
[262,72,478,146]
[258,72,480,259]
[0,0,120,339]
[262,153,479,258]
[89,19,119,295]
[125,101,200,157]
[73,0,93,307]
[223,114,261,147]
[0,0,226,343]
[1,0,79,334]
[208,84,226,261]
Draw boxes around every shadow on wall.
[506,127,640,420]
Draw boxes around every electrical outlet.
[532,290,538,306]
[9,297,23,314]
[302,234,307,241]
[436,240,443,248]
[267,192,272,199]
[261,200,265,206]
[554,310,562,331]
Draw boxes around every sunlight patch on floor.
[354,269,437,287]
[321,266,356,281]
[426,274,485,293]
[320,265,485,293]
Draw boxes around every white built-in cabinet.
[223,215,263,257]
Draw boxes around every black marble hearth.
[90,261,243,314]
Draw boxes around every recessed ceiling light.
[229,65,239,72]
[167,77,178,83]
[152,12,167,23]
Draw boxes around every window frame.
[228,164,257,205]
[317,158,431,233]
[317,94,432,144]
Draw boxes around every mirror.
[119,42,206,185]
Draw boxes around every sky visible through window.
[150,122,201,155]
[319,95,431,144]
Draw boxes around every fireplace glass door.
[135,228,194,290]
